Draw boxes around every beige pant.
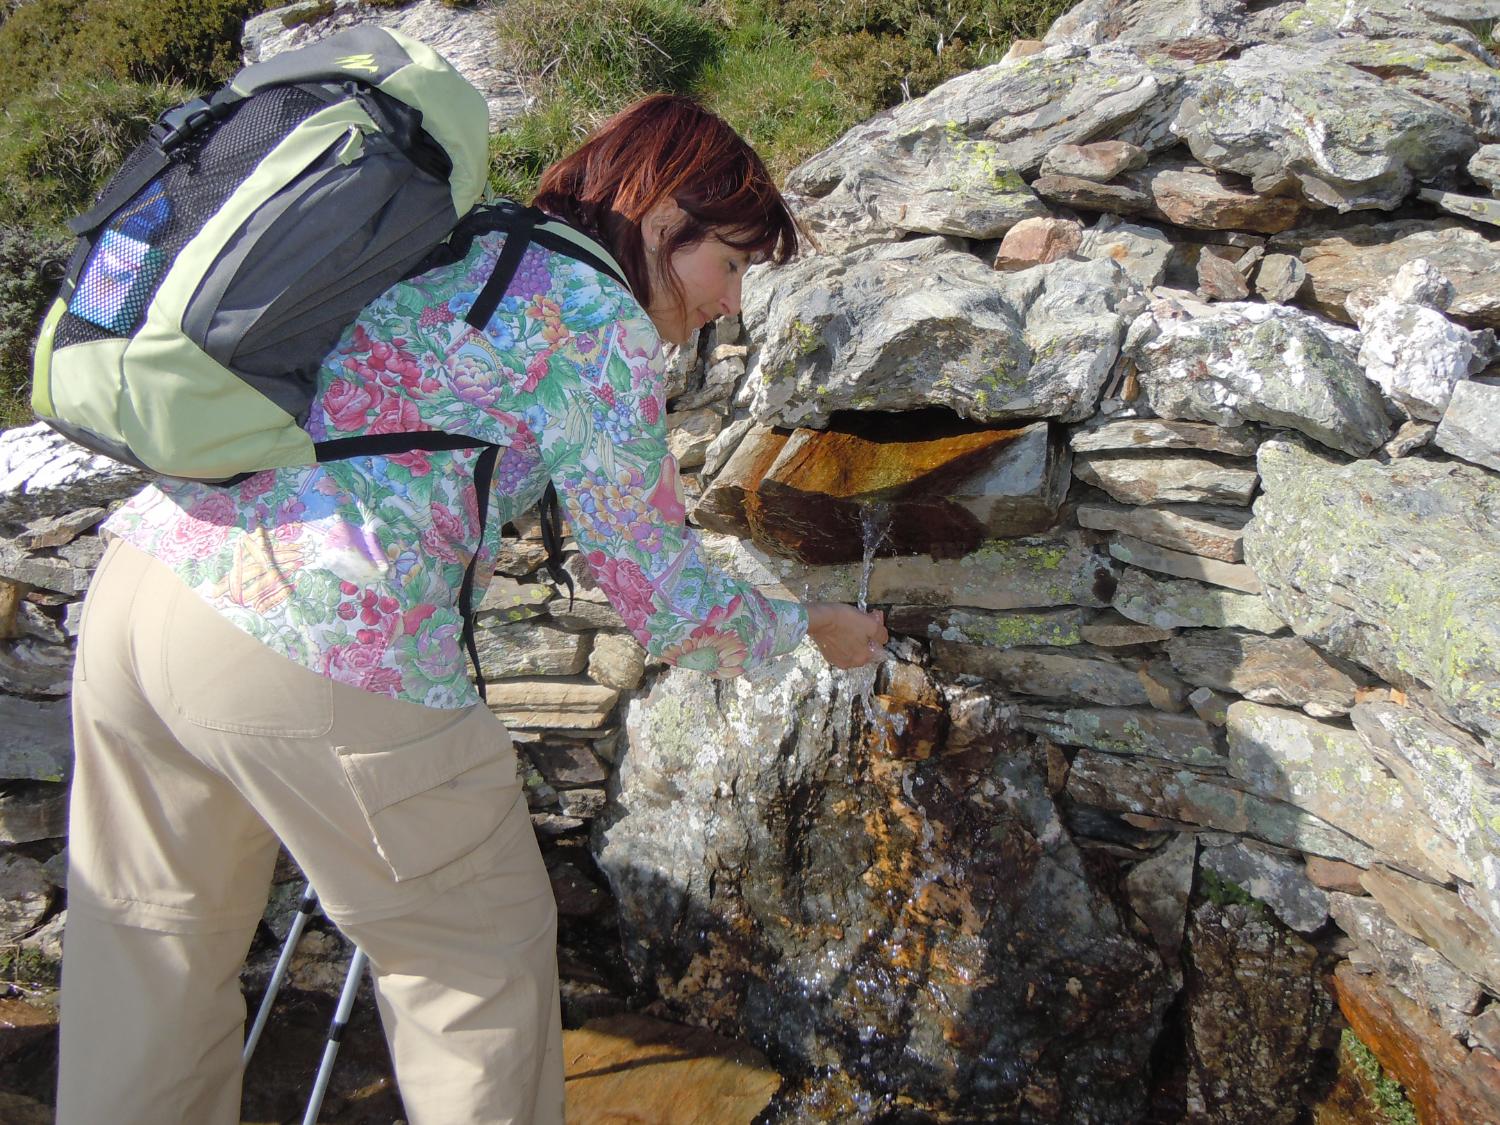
[58,539,563,1125]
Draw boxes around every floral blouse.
[104,228,807,709]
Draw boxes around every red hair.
[531,94,798,311]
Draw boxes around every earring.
[647,244,658,254]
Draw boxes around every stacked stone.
[595,2,1500,1121]
[0,427,147,965]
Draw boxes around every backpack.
[31,25,625,680]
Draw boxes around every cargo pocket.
[335,705,519,883]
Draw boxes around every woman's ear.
[641,198,685,253]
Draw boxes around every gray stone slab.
[1108,535,1262,593]
[1113,568,1287,633]
[1226,702,1464,884]
[1073,452,1258,506]
[1436,379,1500,472]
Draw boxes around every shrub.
[0,76,190,234]
[496,0,723,106]
[748,0,1072,108]
[0,224,69,429]
[0,0,260,103]
[696,14,863,182]
[489,0,727,198]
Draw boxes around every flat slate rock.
[1076,502,1251,562]
[562,1016,780,1123]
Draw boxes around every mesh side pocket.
[53,85,330,350]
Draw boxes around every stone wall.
[2,0,1500,1122]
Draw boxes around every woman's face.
[641,203,752,346]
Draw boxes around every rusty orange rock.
[1333,962,1500,1125]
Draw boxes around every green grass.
[1341,1029,1419,1125]
[0,0,1075,422]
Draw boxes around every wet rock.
[0,853,51,945]
[786,49,1179,249]
[1066,751,1377,866]
[888,606,1090,649]
[1071,418,1259,458]
[600,647,1171,1122]
[1362,866,1500,995]
[242,0,527,131]
[993,216,1085,271]
[562,1014,780,1124]
[744,418,1068,564]
[1271,219,1500,328]
[1330,893,1484,1036]
[1333,961,1500,1125]
[1199,838,1329,932]
[1125,832,1197,965]
[548,860,605,917]
[1172,45,1477,211]
[526,741,609,789]
[932,642,1154,706]
[1226,702,1463,884]
[0,697,72,783]
[1350,700,1500,937]
[1182,901,1335,1124]
[1436,378,1500,470]
[693,425,788,539]
[1017,704,1225,768]
[1078,216,1174,287]
[742,241,1143,428]
[1244,438,1500,743]
[485,678,619,731]
[1166,631,1364,716]
[587,632,647,692]
[1113,569,1287,633]
[1073,451,1259,506]
[1254,253,1307,303]
[1076,501,1251,562]
[557,788,606,819]
[473,620,589,680]
[1040,140,1150,181]
[1472,144,1500,191]
[1108,535,1262,593]
[1127,295,1391,456]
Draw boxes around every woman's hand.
[806,602,889,669]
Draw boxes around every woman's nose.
[724,274,743,317]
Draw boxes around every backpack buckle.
[153,98,218,150]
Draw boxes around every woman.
[56,94,886,1124]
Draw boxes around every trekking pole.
[244,883,320,1066]
[303,945,369,1125]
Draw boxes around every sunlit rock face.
[597,647,1173,1122]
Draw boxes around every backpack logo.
[336,53,380,74]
